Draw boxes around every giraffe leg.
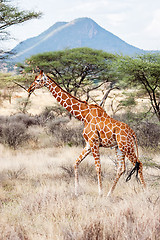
[74,143,91,195]
[107,147,125,197]
[89,142,102,196]
[126,152,146,188]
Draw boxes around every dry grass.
[0,144,159,240]
[0,83,159,239]
[0,88,57,116]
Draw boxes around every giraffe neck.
[45,75,88,121]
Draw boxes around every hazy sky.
[3,0,160,50]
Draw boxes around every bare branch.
[99,84,119,107]
[14,81,28,92]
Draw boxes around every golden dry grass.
[0,85,159,239]
[0,144,159,240]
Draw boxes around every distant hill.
[11,17,145,63]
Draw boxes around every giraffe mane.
[46,74,88,105]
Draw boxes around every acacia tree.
[21,47,117,100]
[117,53,160,121]
[0,0,41,57]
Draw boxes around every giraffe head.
[28,70,47,93]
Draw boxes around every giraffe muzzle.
[28,83,35,93]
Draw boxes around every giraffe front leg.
[96,160,102,196]
[74,144,91,196]
[107,147,125,197]
[90,142,102,196]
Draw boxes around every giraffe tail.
[126,162,140,182]
[126,129,140,182]
[131,129,139,162]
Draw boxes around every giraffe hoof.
[75,189,79,196]
[99,191,103,197]
[107,190,112,197]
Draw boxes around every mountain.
[11,17,144,62]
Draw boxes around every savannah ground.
[0,81,159,239]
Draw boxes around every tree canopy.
[117,53,160,121]
[21,48,117,99]
[0,0,42,57]
[19,47,160,121]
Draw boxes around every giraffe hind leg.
[107,147,125,197]
[74,144,91,195]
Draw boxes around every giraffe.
[28,70,146,196]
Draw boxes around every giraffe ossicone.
[28,70,146,196]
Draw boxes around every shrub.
[0,115,7,124]
[0,122,30,149]
[0,113,42,149]
[37,106,69,126]
[9,113,39,127]
[119,96,136,108]
[16,97,31,113]
[135,121,160,149]
[48,117,85,146]
[115,112,160,149]
[37,106,55,125]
